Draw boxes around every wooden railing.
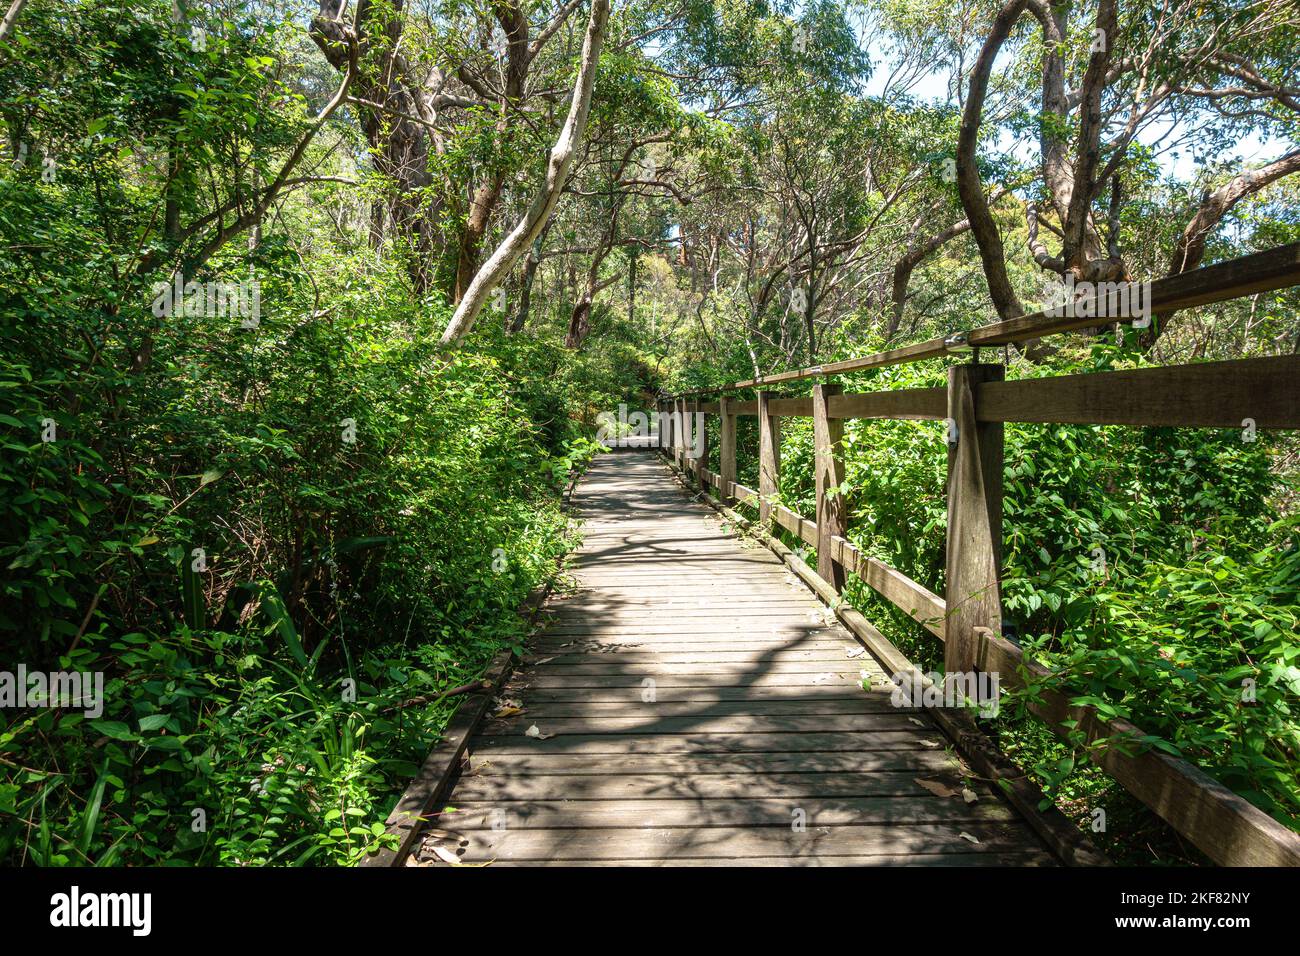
[657,241,1300,867]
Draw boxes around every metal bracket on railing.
[944,331,972,353]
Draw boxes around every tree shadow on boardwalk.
[423,450,1054,866]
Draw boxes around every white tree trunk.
[439,0,611,346]
[0,0,30,45]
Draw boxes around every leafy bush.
[0,239,637,863]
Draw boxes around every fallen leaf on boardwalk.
[959,832,981,844]
[845,646,865,658]
[907,717,925,727]
[919,739,941,748]
[962,788,979,804]
[531,656,556,665]
[429,845,462,864]
[915,777,961,798]
[525,724,555,740]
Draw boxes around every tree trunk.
[1141,149,1300,349]
[439,0,611,346]
[509,232,547,333]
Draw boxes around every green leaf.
[89,720,136,742]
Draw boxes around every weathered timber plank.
[445,797,1015,829]
[524,650,879,665]
[484,714,928,735]
[509,698,906,717]
[499,686,882,704]
[515,674,869,689]
[827,388,947,420]
[944,364,1003,676]
[495,851,1055,867]
[975,355,1300,429]
[452,772,983,802]
[471,731,946,754]
[448,821,1043,862]
[460,751,959,776]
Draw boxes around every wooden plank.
[486,714,927,735]
[768,397,812,416]
[676,397,689,467]
[442,821,1044,862]
[452,772,979,801]
[472,731,945,754]
[460,751,958,776]
[827,388,946,420]
[519,660,878,675]
[445,797,1016,829]
[758,389,781,527]
[491,851,1056,867]
[812,383,848,589]
[828,536,946,638]
[502,686,882,704]
[515,672,868,689]
[549,605,840,621]
[527,650,875,665]
[944,364,1003,677]
[540,623,844,635]
[533,638,859,652]
[533,643,854,655]
[975,355,1300,429]
[656,401,672,451]
[774,503,818,548]
[731,481,759,506]
[718,394,736,505]
[509,698,904,717]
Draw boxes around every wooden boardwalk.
[431,448,1056,866]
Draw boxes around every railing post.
[718,394,737,505]
[758,389,780,528]
[944,363,1004,678]
[691,398,708,490]
[681,395,691,468]
[812,383,847,589]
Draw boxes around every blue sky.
[860,48,1285,183]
